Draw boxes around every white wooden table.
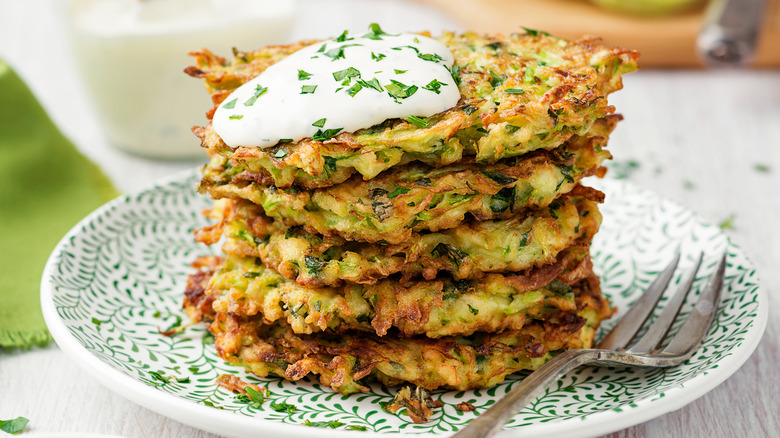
[1,1,778,436]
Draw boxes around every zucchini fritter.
[187,32,636,188]
[200,273,610,395]
[199,122,612,245]
[189,246,596,338]
[197,191,602,286]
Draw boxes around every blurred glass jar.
[66,0,297,159]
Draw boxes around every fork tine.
[597,252,681,350]
[627,253,703,354]
[662,252,727,356]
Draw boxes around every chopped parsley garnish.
[405,115,428,128]
[300,84,317,94]
[324,44,361,61]
[270,401,297,414]
[394,69,407,74]
[754,163,771,173]
[468,304,479,315]
[278,138,293,143]
[522,27,552,37]
[371,52,386,61]
[243,386,266,406]
[312,118,327,128]
[357,77,383,92]
[450,64,462,85]
[385,79,418,100]
[222,98,237,109]
[335,30,352,42]
[244,84,268,106]
[504,88,525,94]
[418,52,444,62]
[0,417,29,434]
[303,419,345,429]
[316,43,327,53]
[311,128,343,141]
[273,148,288,159]
[332,67,361,82]
[347,425,368,431]
[347,83,362,97]
[229,115,243,120]
[719,214,736,230]
[364,23,394,40]
[423,78,446,94]
[148,370,189,387]
[298,69,312,80]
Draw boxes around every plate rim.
[40,169,768,438]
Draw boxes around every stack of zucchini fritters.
[183,31,638,395]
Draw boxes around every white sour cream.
[213,26,460,148]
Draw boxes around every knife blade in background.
[698,0,768,66]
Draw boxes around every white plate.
[41,170,767,438]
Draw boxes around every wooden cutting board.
[418,0,780,67]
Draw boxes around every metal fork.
[453,252,727,438]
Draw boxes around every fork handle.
[452,349,601,438]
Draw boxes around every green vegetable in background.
[589,0,704,16]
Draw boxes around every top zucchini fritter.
[187,31,637,188]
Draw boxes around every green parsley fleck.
[504,88,525,94]
[335,30,352,42]
[754,163,771,173]
[244,84,268,106]
[273,148,288,159]
[347,83,363,97]
[333,67,361,82]
[405,115,428,128]
[303,419,345,429]
[298,69,312,80]
[719,214,736,230]
[394,69,407,74]
[423,78,446,94]
[311,128,343,141]
[357,77,383,92]
[324,44,360,61]
[0,417,29,434]
[278,138,293,143]
[312,118,327,128]
[222,98,237,109]
[468,304,479,315]
[346,425,368,431]
[202,400,223,409]
[300,84,317,94]
[243,386,265,406]
[371,52,386,61]
[229,114,243,120]
[270,401,297,414]
[418,52,444,62]
[518,230,530,248]
[385,79,418,100]
[364,23,394,40]
[522,27,551,37]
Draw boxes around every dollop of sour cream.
[212,24,460,148]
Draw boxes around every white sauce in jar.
[67,0,297,159]
[212,25,460,148]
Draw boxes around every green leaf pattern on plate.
[46,171,763,433]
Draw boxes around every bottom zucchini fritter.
[183,260,610,395]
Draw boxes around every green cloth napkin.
[0,60,118,349]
